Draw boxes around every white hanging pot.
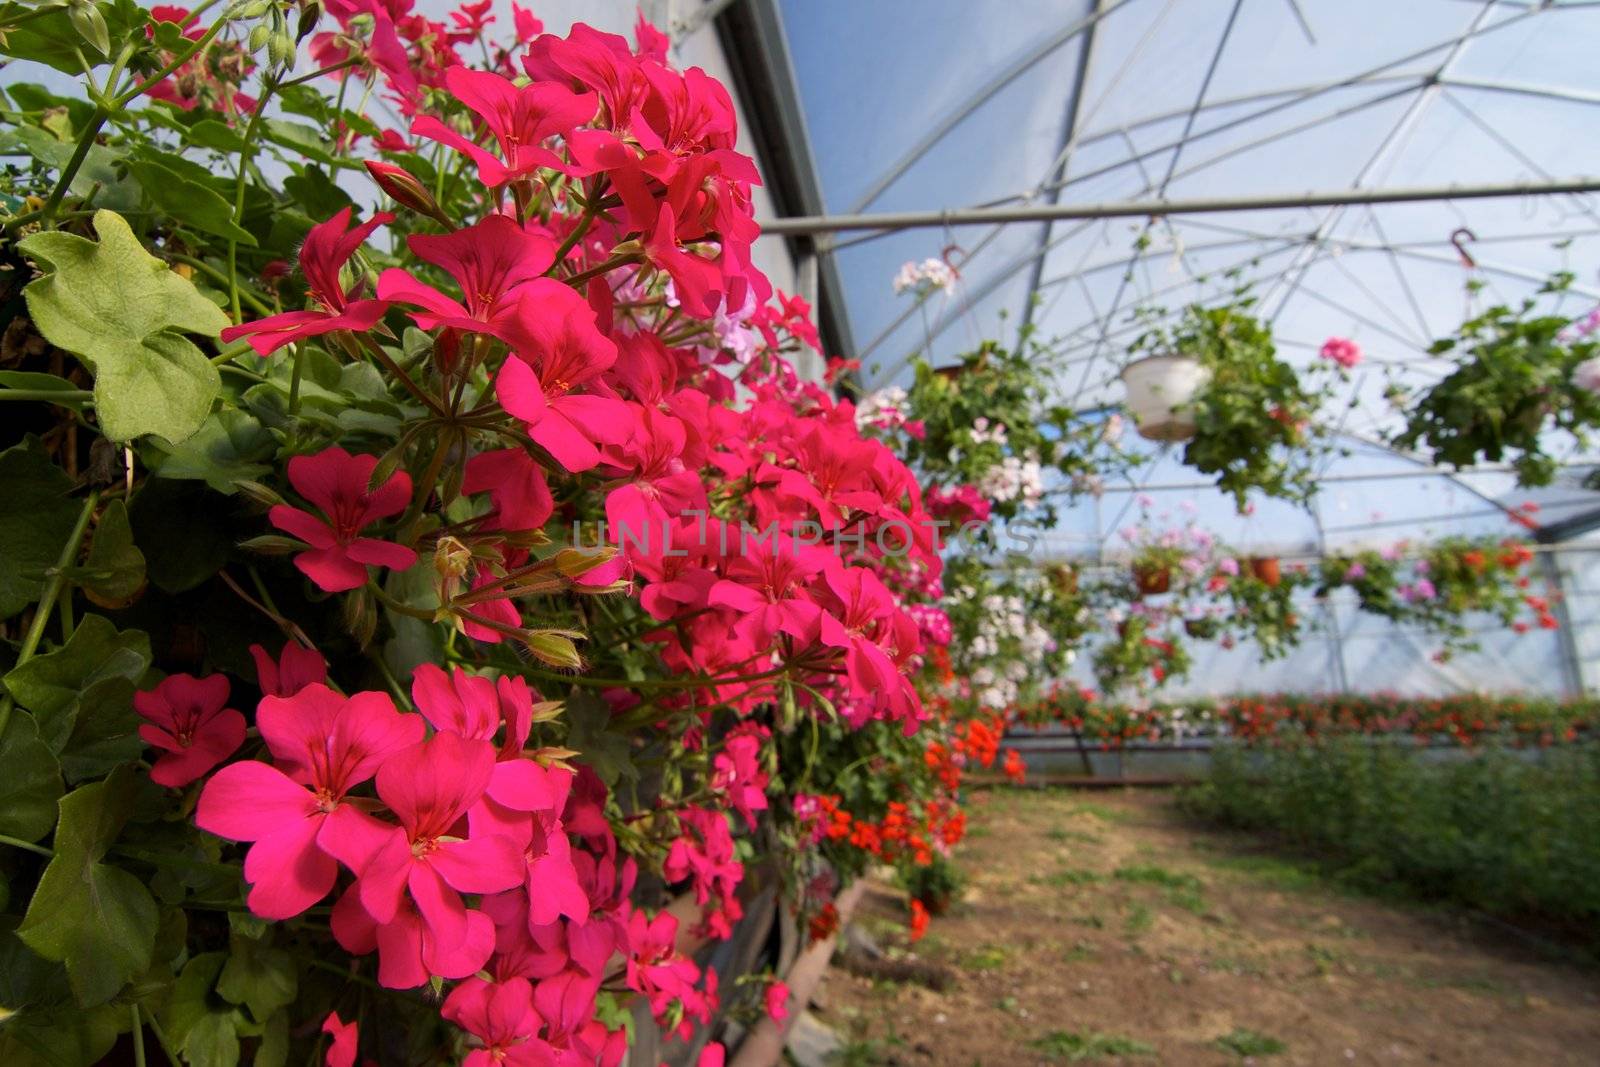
[1120,354,1210,442]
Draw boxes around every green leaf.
[79,498,145,608]
[564,689,636,787]
[255,1011,289,1067]
[162,952,243,1067]
[0,715,63,843]
[0,439,80,619]
[216,938,296,1023]
[128,477,232,592]
[0,1,147,74]
[145,409,274,494]
[183,119,247,154]
[283,165,353,219]
[58,677,143,782]
[183,1013,241,1067]
[17,767,160,1006]
[2,614,150,756]
[261,119,337,165]
[7,126,138,212]
[128,159,258,246]
[19,210,227,443]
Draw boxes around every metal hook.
[1450,227,1478,269]
[940,242,966,278]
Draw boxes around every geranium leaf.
[0,439,80,619]
[128,159,258,246]
[80,498,145,608]
[17,767,160,1006]
[19,209,227,443]
[564,689,636,787]
[2,614,151,756]
[216,937,297,1023]
[0,715,64,843]
[145,409,275,494]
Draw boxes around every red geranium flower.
[135,673,246,788]
[268,447,419,592]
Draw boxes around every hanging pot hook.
[1450,227,1478,269]
[940,242,966,279]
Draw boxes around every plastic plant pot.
[1120,353,1210,441]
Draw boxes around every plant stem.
[0,388,93,404]
[356,334,449,418]
[280,55,363,89]
[0,834,52,858]
[0,491,97,738]
[38,106,107,224]
[141,1004,181,1067]
[228,74,278,324]
[564,253,643,289]
[130,1004,147,1067]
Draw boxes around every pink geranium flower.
[1320,336,1362,369]
[220,208,394,356]
[357,732,528,960]
[411,67,596,187]
[377,214,555,342]
[322,1012,358,1067]
[268,447,419,592]
[249,640,327,697]
[710,733,769,830]
[494,284,630,472]
[134,673,246,788]
[195,684,422,919]
[765,978,790,1023]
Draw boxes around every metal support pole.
[756,177,1600,236]
[1540,549,1587,697]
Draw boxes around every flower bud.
[364,160,448,224]
[68,0,110,56]
[434,535,472,581]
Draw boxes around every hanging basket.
[1132,563,1172,596]
[1249,556,1282,587]
[1120,354,1210,442]
[1184,617,1221,640]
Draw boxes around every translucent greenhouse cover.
[777,0,1600,695]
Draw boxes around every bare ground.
[811,788,1600,1067]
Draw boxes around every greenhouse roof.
[774,0,1600,437]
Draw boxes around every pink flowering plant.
[0,6,952,1065]
[1393,272,1600,487]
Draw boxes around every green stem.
[368,581,434,621]
[550,184,604,267]
[168,254,273,315]
[111,0,229,108]
[0,389,93,404]
[38,105,107,224]
[131,1004,147,1067]
[288,343,305,416]
[356,334,449,418]
[280,55,363,89]
[141,1004,180,1067]
[228,74,278,324]
[0,491,97,738]
[0,834,52,858]
[564,253,643,289]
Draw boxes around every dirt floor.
[810,787,1600,1066]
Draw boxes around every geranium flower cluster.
[150,9,955,1061]
[147,649,718,1062]
[892,257,959,296]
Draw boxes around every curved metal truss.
[751,0,1600,537]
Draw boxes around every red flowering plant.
[0,6,949,1065]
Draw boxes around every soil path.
[812,787,1600,1066]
